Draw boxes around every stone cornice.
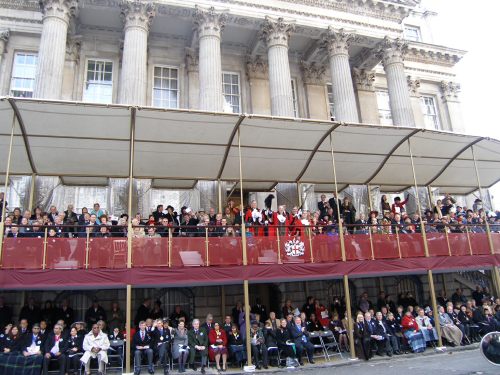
[246,55,268,79]
[121,0,155,32]
[352,68,375,91]
[406,41,466,68]
[301,61,326,85]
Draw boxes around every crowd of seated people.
[2,189,500,243]
[1,286,500,373]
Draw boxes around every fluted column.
[194,6,227,112]
[378,37,415,127]
[34,0,77,99]
[322,28,359,122]
[260,17,295,117]
[0,29,10,68]
[118,0,155,106]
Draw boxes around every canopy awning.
[0,97,498,195]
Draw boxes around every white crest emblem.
[284,239,305,257]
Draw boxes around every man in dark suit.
[21,323,44,358]
[252,298,268,322]
[132,321,154,375]
[134,298,152,328]
[200,314,214,334]
[84,299,107,329]
[153,319,171,375]
[373,312,393,356]
[43,324,68,375]
[288,316,314,365]
[188,319,208,374]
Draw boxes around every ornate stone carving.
[193,5,227,39]
[65,35,81,61]
[301,61,326,85]
[322,27,353,57]
[120,0,155,32]
[440,81,461,101]
[407,76,420,97]
[0,29,9,56]
[260,16,295,48]
[185,47,199,73]
[39,0,78,23]
[406,45,464,67]
[246,55,268,80]
[376,37,408,67]
[352,68,375,91]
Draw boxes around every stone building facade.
[0,0,465,132]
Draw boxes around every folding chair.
[267,346,281,367]
[308,331,327,360]
[112,240,127,267]
[107,339,125,373]
[320,330,343,360]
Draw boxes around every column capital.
[260,16,295,48]
[377,37,408,67]
[193,5,227,39]
[407,76,421,97]
[352,68,375,92]
[301,61,327,85]
[246,55,268,80]
[322,27,353,57]
[0,29,10,55]
[121,0,155,32]
[39,0,78,24]
[185,47,199,73]
[440,81,461,101]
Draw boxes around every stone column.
[185,48,199,110]
[407,76,425,128]
[441,81,465,133]
[378,37,415,127]
[300,61,329,120]
[322,28,359,122]
[118,1,155,106]
[260,17,295,117]
[352,68,379,124]
[34,0,78,99]
[194,6,227,112]
[0,29,10,68]
[246,55,271,115]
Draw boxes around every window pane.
[10,52,37,98]
[83,60,113,104]
[151,66,179,108]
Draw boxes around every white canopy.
[0,97,498,195]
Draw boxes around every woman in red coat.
[209,322,228,371]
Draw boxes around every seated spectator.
[438,306,462,346]
[43,323,67,375]
[222,316,233,335]
[401,309,426,353]
[373,312,393,357]
[188,319,208,374]
[132,321,154,375]
[170,305,189,329]
[415,308,438,345]
[81,323,110,375]
[172,320,189,373]
[306,313,323,332]
[66,326,84,375]
[227,324,246,367]
[353,313,371,360]
[451,288,467,306]
[247,320,267,369]
[385,312,402,354]
[446,305,467,343]
[329,313,348,352]
[209,322,228,372]
[153,319,171,375]
[478,306,499,335]
[1,325,22,354]
[275,318,299,367]
[288,316,314,365]
[21,323,43,358]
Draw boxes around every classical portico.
[34,0,77,99]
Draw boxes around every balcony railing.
[0,224,498,270]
